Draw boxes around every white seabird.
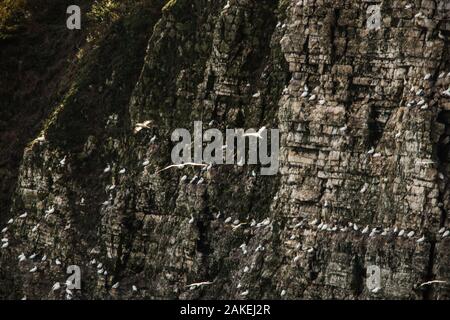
[242,127,267,140]
[416,236,425,243]
[52,282,61,291]
[134,120,152,134]
[156,163,207,174]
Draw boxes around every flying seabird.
[242,127,267,139]
[155,163,208,174]
[134,121,152,134]
[186,281,213,289]
[420,280,447,287]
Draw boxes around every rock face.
[0,0,449,300]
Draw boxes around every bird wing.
[420,280,447,287]
[154,164,179,174]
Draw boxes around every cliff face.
[0,0,449,300]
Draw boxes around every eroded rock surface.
[0,0,449,299]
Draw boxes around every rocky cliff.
[0,0,449,300]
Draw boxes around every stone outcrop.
[0,0,449,299]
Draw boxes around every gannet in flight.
[242,127,267,139]
[420,280,447,287]
[155,162,208,174]
[186,281,213,289]
[134,120,152,134]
